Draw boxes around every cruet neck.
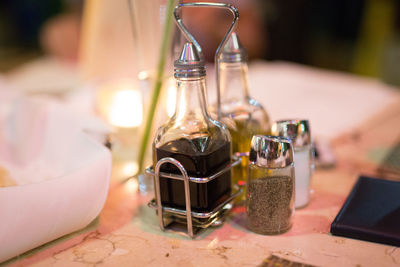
[173,76,210,122]
[219,61,250,102]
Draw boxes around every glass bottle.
[271,119,313,208]
[217,32,271,202]
[247,135,295,235]
[153,42,232,213]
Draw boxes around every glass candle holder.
[95,79,143,182]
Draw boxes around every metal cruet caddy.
[146,2,241,238]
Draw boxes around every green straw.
[136,0,176,176]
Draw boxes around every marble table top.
[4,96,400,267]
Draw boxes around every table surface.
[3,61,400,267]
[3,98,399,267]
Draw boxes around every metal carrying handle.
[174,2,239,119]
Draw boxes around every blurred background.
[0,0,82,68]
[0,0,399,86]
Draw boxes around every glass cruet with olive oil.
[217,32,271,202]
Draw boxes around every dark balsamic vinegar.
[156,138,231,213]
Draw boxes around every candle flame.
[97,79,144,128]
[109,89,143,128]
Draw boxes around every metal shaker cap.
[174,42,206,78]
[249,135,294,168]
[220,32,247,63]
[271,119,311,147]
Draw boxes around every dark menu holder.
[330,176,400,246]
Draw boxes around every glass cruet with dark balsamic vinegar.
[217,32,271,202]
[153,42,232,213]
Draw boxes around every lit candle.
[97,79,143,128]
[109,90,142,128]
[96,79,144,165]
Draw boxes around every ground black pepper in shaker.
[246,135,295,235]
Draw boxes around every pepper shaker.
[246,135,295,235]
[271,119,313,208]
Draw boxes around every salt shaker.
[246,135,295,235]
[271,119,313,208]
